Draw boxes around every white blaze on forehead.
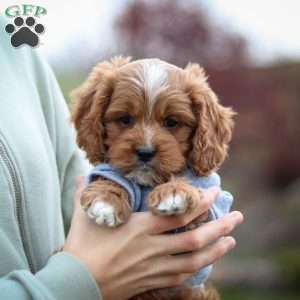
[141,60,169,111]
[143,124,154,147]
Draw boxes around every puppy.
[70,57,235,300]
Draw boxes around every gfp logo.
[4,4,47,48]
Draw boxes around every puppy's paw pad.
[156,194,187,215]
[87,200,118,227]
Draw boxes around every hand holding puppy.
[63,177,243,300]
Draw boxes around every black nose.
[136,147,156,162]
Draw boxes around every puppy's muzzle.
[136,146,156,163]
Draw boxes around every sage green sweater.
[0,18,101,300]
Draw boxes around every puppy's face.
[103,60,196,185]
[71,57,234,186]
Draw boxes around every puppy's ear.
[70,56,131,164]
[184,63,235,176]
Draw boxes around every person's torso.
[0,43,65,275]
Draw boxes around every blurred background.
[4,0,300,299]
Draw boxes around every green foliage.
[221,288,300,300]
[273,248,300,289]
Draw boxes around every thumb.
[75,175,85,189]
[74,176,86,207]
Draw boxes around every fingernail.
[230,211,244,223]
[225,236,236,249]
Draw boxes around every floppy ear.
[184,63,235,176]
[70,56,131,164]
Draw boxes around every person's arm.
[27,53,90,234]
[49,71,90,234]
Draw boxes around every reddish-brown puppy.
[71,57,234,300]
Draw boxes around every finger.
[73,176,86,209]
[153,211,243,255]
[142,187,220,234]
[134,273,192,295]
[75,176,85,191]
[167,236,236,275]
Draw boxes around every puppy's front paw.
[156,193,187,215]
[81,180,131,227]
[147,181,200,216]
[87,200,119,227]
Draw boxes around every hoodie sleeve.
[86,163,142,211]
[209,190,233,220]
[202,173,234,221]
[0,252,101,300]
[185,171,234,221]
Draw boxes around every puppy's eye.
[163,117,179,129]
[118,114,134,126]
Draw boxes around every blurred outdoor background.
[5,0,300,299]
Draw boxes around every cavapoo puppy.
[70,57,235,300]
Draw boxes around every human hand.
[63,177,243,300]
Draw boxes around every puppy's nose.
[136,146,156,162]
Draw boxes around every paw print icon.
[5,16,45,48]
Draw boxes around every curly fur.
[184,63,235,175]
[71,57,131,164]
[131,286,220,300]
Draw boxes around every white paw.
[156,194,187,215]
[87,200,118,227]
